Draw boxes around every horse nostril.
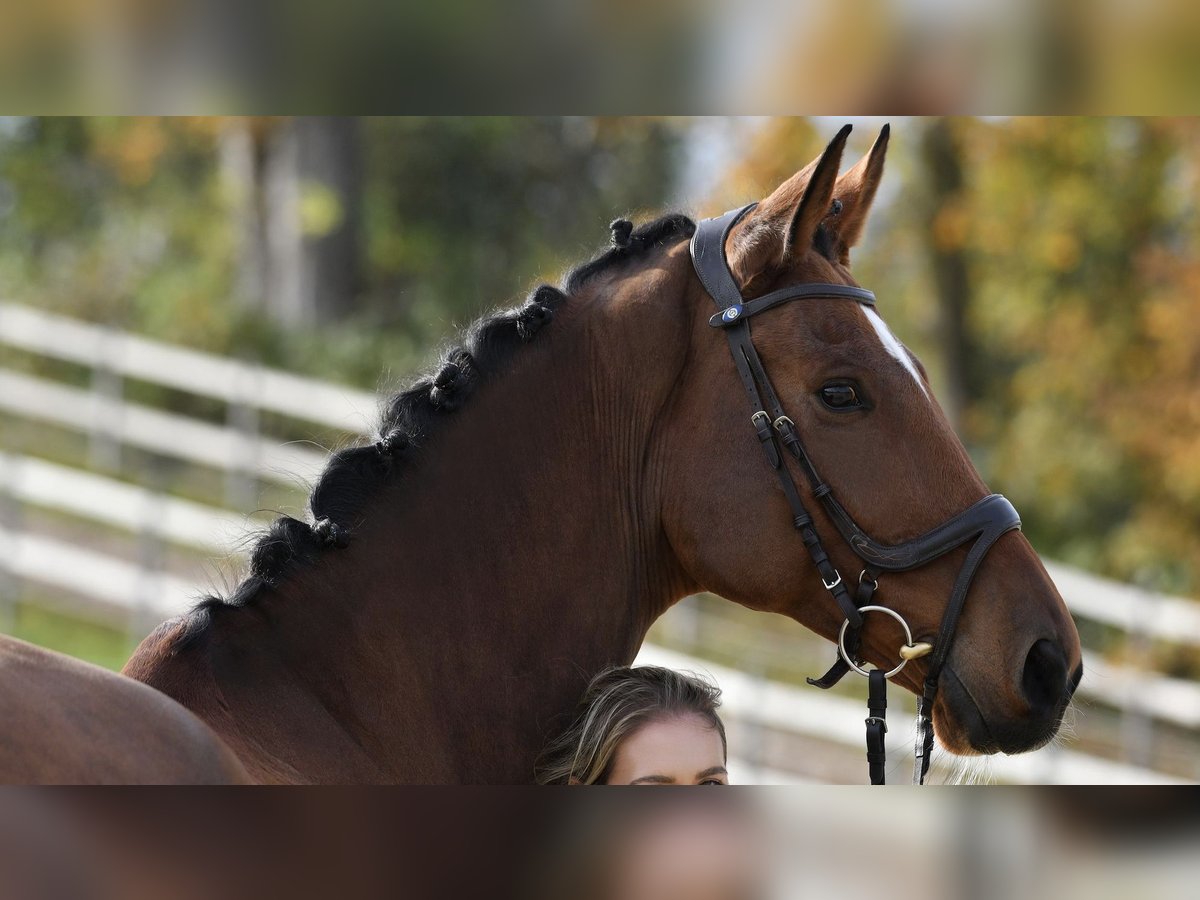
[1022,638,1069,715]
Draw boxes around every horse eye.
[819,383,862,410]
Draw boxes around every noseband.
[691,204,1021,784]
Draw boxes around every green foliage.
[0,116,684,385]
[0,117,240,361]
[359,117,682,343]
[5,601,134,672]
[956,118,1200,596]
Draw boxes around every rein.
[690,204,1021,784]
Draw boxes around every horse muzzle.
[938,641,1081,755]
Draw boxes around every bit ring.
[838,605,929,679]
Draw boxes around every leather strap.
[690,203,756,310]
[866,668,888,785]
[692,206,866,629]
[807,498,1019,695]
[807,566,878,688]
[819,493,1020,574]
[921,508,1018,702]
[690,204,1026,786]
[709,283,876,328]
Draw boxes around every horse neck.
[239,257,698,781]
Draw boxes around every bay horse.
[125,125,1082,783]
[0,633,249,783]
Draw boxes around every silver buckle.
[751,411,770,429]
[823,570,843,590]
[913,700,931,785]
[773,415,794,433]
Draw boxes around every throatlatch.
[690,204,1022,785]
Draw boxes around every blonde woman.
[535,666,728,785]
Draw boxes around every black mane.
[182,213,696,640]
[565,213,695,293]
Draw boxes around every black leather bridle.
[691,204,1021,784]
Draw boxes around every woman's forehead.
[610,715,725,778]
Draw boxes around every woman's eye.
[700,779,726,786]
[819,383,863,410]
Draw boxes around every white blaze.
[861,306,929,398]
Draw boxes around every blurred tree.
[707,116,821,212]
[919,118,976,431]
[0,116,684,382]
[220,117,362,327]
[0,117,234,345]
[359,117,682,339]
[959,117,1200,596]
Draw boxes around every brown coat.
[0,634,249,784]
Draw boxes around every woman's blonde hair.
[534,665,726,784]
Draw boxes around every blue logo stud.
[723,305,742,322]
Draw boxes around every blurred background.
[3,789,1198,899]
[3,0,1200,112]
[0,116,1197,783]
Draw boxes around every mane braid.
[565,214,696,294]
[178,212,696,645]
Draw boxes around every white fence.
[0,303,378,502]
[2,301,1198,784]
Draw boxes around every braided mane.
[182,213,696,639]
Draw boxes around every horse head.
[662,125,1082,757]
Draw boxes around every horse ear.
[728,124,852,292]
[829,124,890,264]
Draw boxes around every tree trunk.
[222,117,362,328]
[921,118,975,435]
[218,118,269,317]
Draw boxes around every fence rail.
[0,303,379,433]
[0,369,329,487]
[0,453,264,554]
[1043,560,1200,646]
[2,301,1199,784]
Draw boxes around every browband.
[691,203,876,329]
